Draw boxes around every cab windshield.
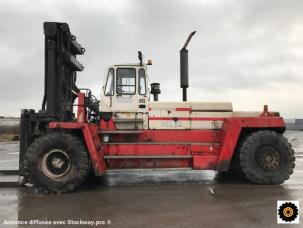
[116,68,136,95]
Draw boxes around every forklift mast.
[42,22,85,120]
[19,22,85,178]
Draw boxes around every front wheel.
[239,130,295,184]
[25,132,90,194]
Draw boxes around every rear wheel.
[239,130,295,184]
[25,132,89,193]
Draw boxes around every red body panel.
[48,95,285,174]
[48,122,107,175]
[107,158,191,169]
[107,130,218,143]
[49,116,285,174]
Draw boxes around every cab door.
[101,67,148,130]
[100,68,115,112]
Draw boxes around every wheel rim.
[256,146,281,170]
[41,149,71,179]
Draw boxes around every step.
[104,155,192,159]
[105,168,193,173]
[99,130,143,134]
[102,142,220,145]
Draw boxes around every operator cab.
[100,55,152,130]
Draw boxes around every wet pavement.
[0,131,302,227]
[0,141,19,170]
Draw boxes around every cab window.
[116,68,136,95]
[104,68,114,96]
[138,68,146,95]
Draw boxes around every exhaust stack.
[151,83,161,101]
[180,31,196,102]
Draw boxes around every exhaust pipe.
[151,83,161,101]
[180,31,196,102]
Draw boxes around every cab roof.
[113,63,145,67]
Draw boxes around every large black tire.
[25,132,89,194]
[239,130,295,184]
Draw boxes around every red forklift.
[19,22,294,193]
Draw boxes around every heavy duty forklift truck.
[19,22,295,194]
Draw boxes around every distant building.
[295,119,303,124]
[0,118,20,126]
[285,119,303,131]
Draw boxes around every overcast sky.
[0,0,302,118]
